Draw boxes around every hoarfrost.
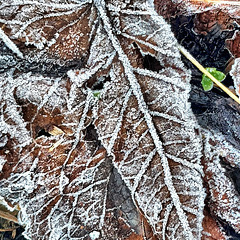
[202,129,240,233]
[0,28,23,58]
[0,0,207,239]
[0,156,6,172]
[89,231,100,240]
[230,58,240,99]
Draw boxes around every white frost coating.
[0,28,23,58]
[230,57,240,99]
[49,227,63,240]
[95,1,199,239]
[59,171,69,195]
[121,32,175,59]
[0,72,32,147]
[67,70,87,87]
[18,201,33,240]
[203,129,240,232]
[0,1,207,239]
[131,149,156,195]
[0,196,16,212]
[0,156,7,172]
[89,231,100,240]
[106,87,132,154]
[17,171,35,194]
[147,0,154,9]
[36,78,60,111]
[165,153,203,174]
[0,134,8,148]
[1,0,91,49]
[209,130,240,167]
[162,203,173,240]
[169,0,240,18]
[1,0,86,9]
[134,67,187,89]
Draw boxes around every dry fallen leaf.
[202,129,240,235]
[201,208,226,240]
[154,1,240,239]
[230,58,240,99]
[3,0,235,239]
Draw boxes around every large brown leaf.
[0,0,206,239]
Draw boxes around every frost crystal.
[89,231,100,240]
[0,156,6,172]
[230,58,240,99]
[0,0,206,239]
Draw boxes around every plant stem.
[178,45,240,105]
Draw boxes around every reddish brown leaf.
[0,1,207,239]
[202,208,226,240]
[202,130,240,234]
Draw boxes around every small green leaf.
[93,91,101,98]
[201,68,226,91]
[202,75,213,91]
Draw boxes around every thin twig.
[178,45,240,105]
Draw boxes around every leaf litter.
[0,0,239,239]
[155,0,240,239]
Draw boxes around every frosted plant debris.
[0,0,214,239]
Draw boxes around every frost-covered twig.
[0,28,23,58]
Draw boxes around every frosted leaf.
[230,58,240,99]
[155,0,240,19]
[0,28,23,58]
[155,0,240,42]
[0,0,94,60]
[202,209,226,240]
[0,156,7,172]
[197,98,240,151]
[89,231,100,240]
[0,0,207,239]
[93,1,205,239]
[202,129,240,234]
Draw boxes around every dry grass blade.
[0,210,18,224]
[178,45,240,105]
[48,125,64,136]
[48,138,64,152]
[0,227,18,232]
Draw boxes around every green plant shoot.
[201,68,226,91]
[93,90,101,98]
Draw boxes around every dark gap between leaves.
[84,124,99,142]
[217,217,240,240]
[36,129,51,138]
[90,76,111,90]
[219,156,240,195]
[143,54,163,72]
[83,124,102,150]
[132,42,164,72]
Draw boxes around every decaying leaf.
[197,98,240,150]
[154,1,240,239]
[230,57,240,98]
[202,129,240,235]
[154,0,240,70]
[155,0,240,19]
[202,208,226,240]
[0,0,213,239]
